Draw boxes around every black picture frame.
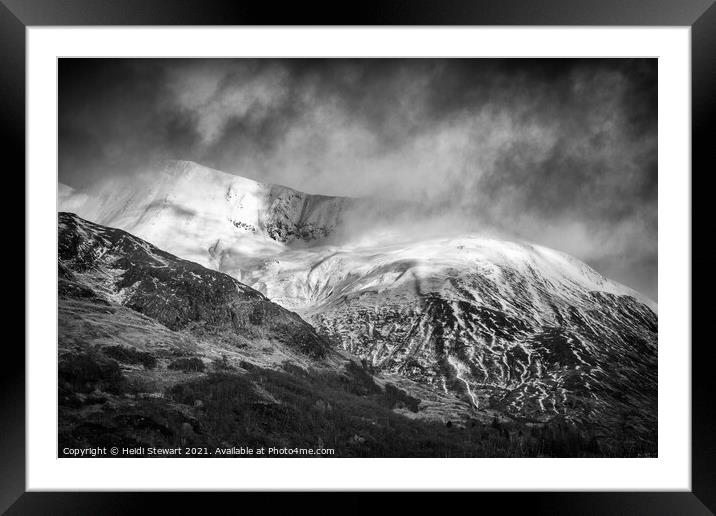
[5,0,713,513]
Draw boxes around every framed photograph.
[7,0,712,512]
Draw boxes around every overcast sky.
[59,58,657,300]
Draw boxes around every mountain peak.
[58,160,351,270]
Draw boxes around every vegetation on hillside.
[58,346,656,458]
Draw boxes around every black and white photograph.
[57,57,658,459]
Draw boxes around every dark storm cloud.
[58,58,657,300]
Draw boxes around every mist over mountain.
[59,58,657,300]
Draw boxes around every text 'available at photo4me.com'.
[60,446,337,457]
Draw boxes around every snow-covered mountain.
[237,236,657,432]
[59,160,657,440]
[59,160,350,271]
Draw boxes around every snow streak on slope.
[236,236,657,433]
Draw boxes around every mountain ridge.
[59,211,329,360]
[58,159,656,307]
[59,160,353,272]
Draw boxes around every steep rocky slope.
[59,212,328,359]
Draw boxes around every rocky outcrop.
[261,185,348,243]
